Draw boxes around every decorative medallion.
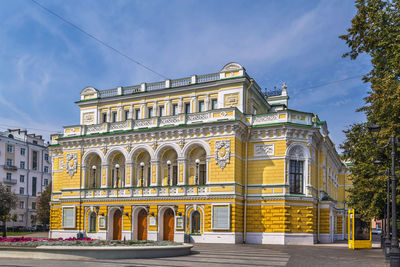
[215,140,231,170]
[66,153,77,177]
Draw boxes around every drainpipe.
[25,139,30,229]
[78,138,84,238]
[243,78,254,244]
[317,147,320,243]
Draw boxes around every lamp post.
[368,123,400,266]
[115,164,120,188]
[140,162,145,187]
[167,160,171,186]
[92,165,96,188]
[195,159,200,185]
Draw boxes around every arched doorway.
[113,209,122,240]
[163,208,174,241]
[137,209,147,240]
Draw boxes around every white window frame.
[7,145,13,153]
[211,203,230,230]
[21,148,25,156]
[20,161,25,169]
[62,206,76,228]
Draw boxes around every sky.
[0,0,371,150]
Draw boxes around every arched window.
[191,210,201,234]
[287,145,309,195]
[89,212,97,232]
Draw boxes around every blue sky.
[0,0,371,149]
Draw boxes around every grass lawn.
[6,232,34,236]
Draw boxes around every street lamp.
[167,160,171,186]
[368,123,400,266]
[195,159,200,185]
[92,165,96,188]
[374,160,391,259]
[140,162,145,187]
[115,164,120,188]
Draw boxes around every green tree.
[340,0,400,218]
[0,183,17,237]
[340,123,386,219]
[36,183,51,226]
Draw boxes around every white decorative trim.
[246,232,316,245]
[254,143,275,157]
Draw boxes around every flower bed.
[0,236,180,247]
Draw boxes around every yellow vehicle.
[348,209,372,249]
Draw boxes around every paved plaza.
[0,242,388,267]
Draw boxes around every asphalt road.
[0,242,389,267]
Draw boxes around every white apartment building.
[0,129,52,230]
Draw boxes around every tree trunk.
[2,220,6,237]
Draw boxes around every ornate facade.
[49,63,349,244]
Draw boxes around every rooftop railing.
[88,72,225,100]
[53,108,315,143]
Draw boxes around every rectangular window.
[148,107,153,118]
[199,163,206,185]
[7,145,13,153]
[212,204,230,230]
[135,109,141,120]
[102,113,107,123]
[112,112,117,122]
[20,148,25,156]
[198,100,205,112]
[172,165,178,185]
[32,177,37,197]
[20,175,25,183]
[172,104,178,116]
[184,103,191,114]
[44,166,49,173]
[19,187,24,195]
[32,151,38,170]
[125,110,129,120]
[289,160,304,194]
[62,207,76,228]
[211,99,218,110]
[6,159,12,166]
[44,179,48,186]
[33,140,38,145]
[147,166,151,186]
[44,153,49,161]
[32,202,36,210]
[19,201,24,209]
[19,214,24,222]
[20,161,25,169]
[6,173,11,180]
[159,106,164,117]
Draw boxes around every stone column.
[178,158,186,185]
[178,98,183,114]
[82,165,87,188]
[205,94,210,111]
[101,164,109,188]
[129,105,133,120]
[191,96,197,113]
[107,108,111,122]
[151,160,159,186]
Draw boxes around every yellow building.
[49,62,349,244]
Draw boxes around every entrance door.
[137,209,147,240]
[113,209,122,240]
[163,208,174,241]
